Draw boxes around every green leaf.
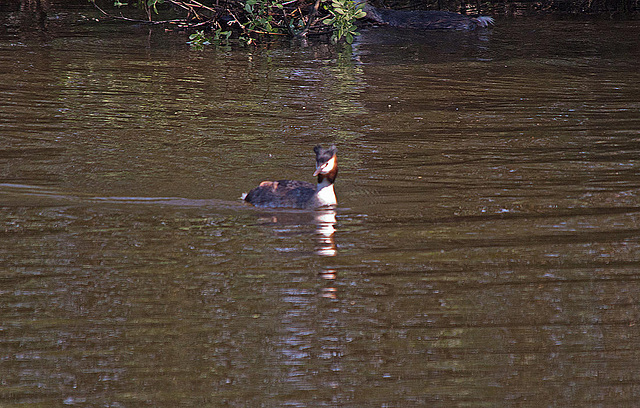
[345,32,353,43]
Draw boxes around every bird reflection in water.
[254,207,337,256]
[254,207,339,298]
[314,208,337,257]
[315,208,339,299]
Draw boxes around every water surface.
[1,13,640,406]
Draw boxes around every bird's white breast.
[315,182,337,207]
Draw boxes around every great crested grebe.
[358,0,494,30]
[244,145,338,209]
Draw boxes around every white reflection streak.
[314,208,337,257]
[315,208,338,298]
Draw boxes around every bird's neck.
[315,169,338,207]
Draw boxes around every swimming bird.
[244,145,338,209]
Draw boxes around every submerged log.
[358,1,494,30]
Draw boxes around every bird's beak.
[313,155,336,177]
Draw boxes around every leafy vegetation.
[88,0,368,46]
[85,0,640,47]
[323,0,366,44]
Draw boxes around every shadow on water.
[354,26,494,64]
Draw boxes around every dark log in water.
[359,1,494,30]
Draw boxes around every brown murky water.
[1,11,640,406]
